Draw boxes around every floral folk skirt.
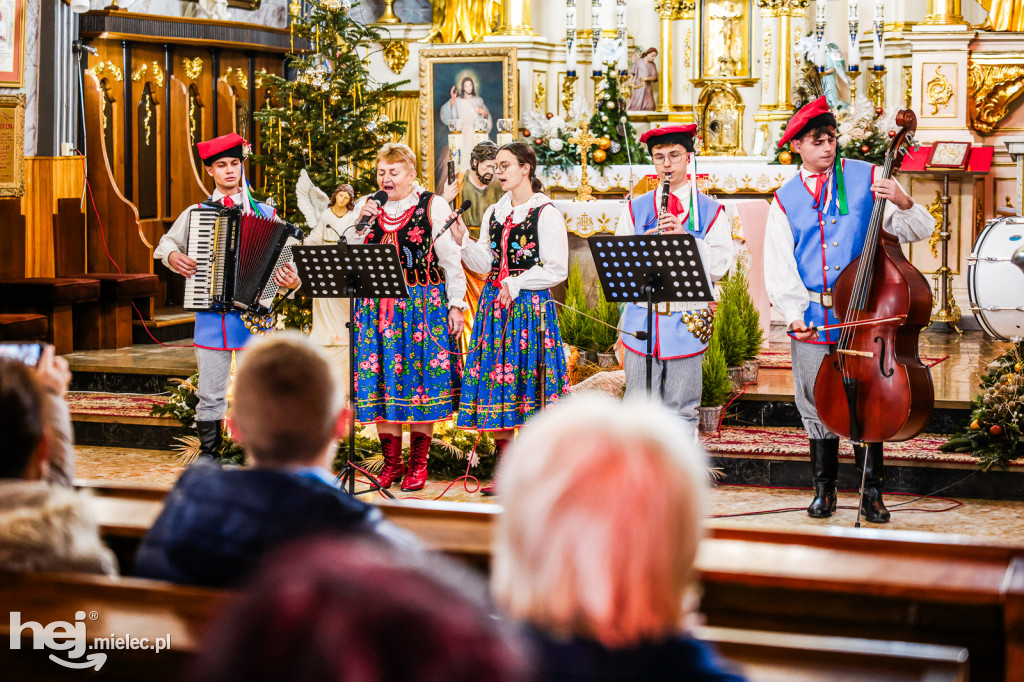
[353,283,459,424]
[457,284,570,431]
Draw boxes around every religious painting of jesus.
[419,47,518,193]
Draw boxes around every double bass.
[812,110,934,443]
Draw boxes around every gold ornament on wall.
[762,26,773,97]
[903,65,912,108]
[533,72,547,113]
[382,41,410,74]
[89,61,123,82]
[926,190,944,258]
[224,67,248,90]
[967,58,1024,135]
[926,65,954,115]
[183,57,204,81]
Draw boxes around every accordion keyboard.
[184,208,226,312]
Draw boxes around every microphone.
[440,199,472,233]
[355,190,389,231]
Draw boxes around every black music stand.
[292,243,410,499]
[588,234,714,396]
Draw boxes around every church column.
[921,0,969,26]
[495,0,538,36]
[655,1,675,113]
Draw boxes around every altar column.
[495,0,538,36]
[655,1,675,112]
[920,0,970,26]
[753,1,807,151]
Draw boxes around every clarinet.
[654,173,671,234]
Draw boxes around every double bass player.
[765,98,934,523]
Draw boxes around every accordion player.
[183,204,303,317]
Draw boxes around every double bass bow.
[812,109,934,444]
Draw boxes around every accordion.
[183,206,303,315]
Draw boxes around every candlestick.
[615,0,627,72]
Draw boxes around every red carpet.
[758,348,949,370]
[66,392,171,418]
[701,425,1022,468]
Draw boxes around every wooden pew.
[84,486,1023,680]
[0,572,968,682]
[0,571,231,681]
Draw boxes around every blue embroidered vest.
[619,189,723,359]
[193,199,276,351]
[486,204,545,283]
[773,159,875,343]
[364,192,445,286]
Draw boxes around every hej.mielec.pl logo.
[9,610,173,670]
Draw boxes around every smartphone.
[447,159,456,184]
[0,342,43,367]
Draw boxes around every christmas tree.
[528,66,648,173]
[253,0,407,328]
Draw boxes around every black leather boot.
[196,420,222,460]
[807,438,839,518]
[854,442,890,523]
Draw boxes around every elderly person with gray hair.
[491,394,745,682]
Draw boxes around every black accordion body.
[183,206,303,315]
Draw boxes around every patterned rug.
[702,425,1024,468]
[758,348,949,370]
[66,392,171,419]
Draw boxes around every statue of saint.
[979,0,1024,31]
[627,48,659,112]
[421,0,502,44]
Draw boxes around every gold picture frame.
[419,46,518,193]
[0,94,25,198]
[698,0,751,80]
[0,0,27,87]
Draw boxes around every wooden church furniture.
[0,570,969,682]
[0,314,48,341]
[0,199,104,354]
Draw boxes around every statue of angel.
[198,0,230,21]
[295,169,356,391]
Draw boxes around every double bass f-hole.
[874,336,894,377]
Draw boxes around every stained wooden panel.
[168,76,212,217]
[21,157,86,278]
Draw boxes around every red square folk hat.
[777,96,837,148]
[639,124,698,152]
[196,133,247,166]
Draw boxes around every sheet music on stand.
[292,243,409,300]
[291,242,409,499]
[588,233,714,395]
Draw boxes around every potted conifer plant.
[714,277,749,390]
[699,326,732,433]
[558,261,594,366]
[593,287,621,367]
[730,261,766,384]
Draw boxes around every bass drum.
[968,216,1024,340]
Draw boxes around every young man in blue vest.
[764,97,933,523]
[155,133,300,459]
[614,125,734,434]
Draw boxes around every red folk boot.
[480,437,510,496]
[400,432,431,491]
[375,433,405,489]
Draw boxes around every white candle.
[566,1,577,73]
[848,0,860,68]
[873,0,884,66]
[592,0,602,69]
[616,0,627,71]
[815,0,827,67]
